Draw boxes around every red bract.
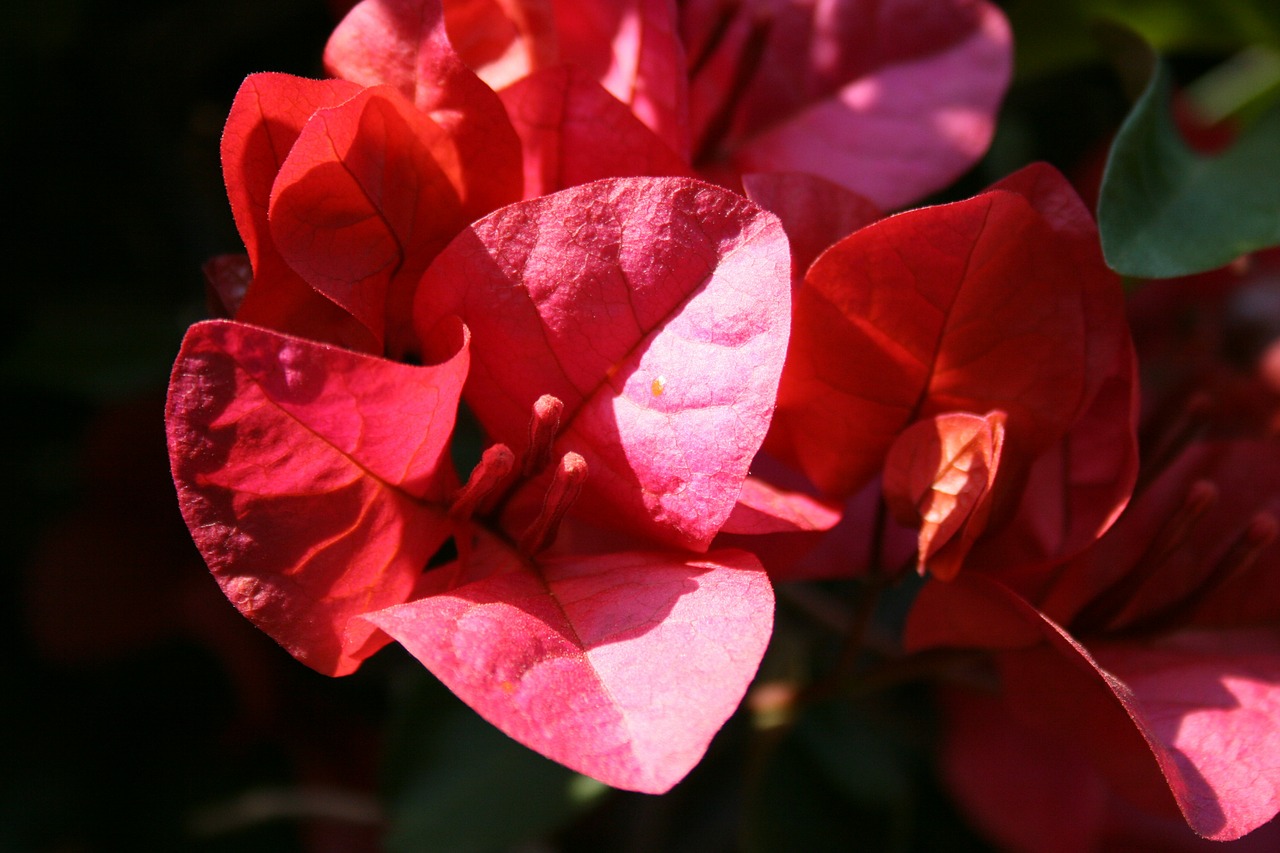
[166,319,470,676]
[497,65,691,198]
[215,0,523,357]
[441,0,692,159]
[760,164,1136,580]
[217,73,375,352]
[385,177,790,791]
[883,410,1006,580]
[908,440,1280,846]
[170,174,791,793]
[433,0,1010,209]
[325,0,524,221]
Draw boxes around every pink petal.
[1096,629,1280,840]
[720,475,842,536]
[909,574,1280,840]
[416,177,791,551]
[685,0,1011,208]
[166,319,469,675]
[550,0,690,160]
[364,546,774,792]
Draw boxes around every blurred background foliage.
[2,1,1275,850]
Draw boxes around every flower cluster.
[165,0,1280,846]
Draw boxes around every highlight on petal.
[498,65,689,198]
[684,0,1012,208]
[166,319,469,675]
[416,176,792,551]
[363,545,774,793]
[908,574,1280,841]
[720,475,842,536]
[549,0,691,160]
[1096,629,1280,841]
[442,0,558,89]
[883,410,1006,580]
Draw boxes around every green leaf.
[382,671,607,853]
[1002,0,1280,78]
[1098,60,1280,277]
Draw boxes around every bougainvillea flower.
[326,0,690,201]
[681,0,1012,207]
[214,0,523,357]
[167,318,472,676]
[439,0,692,159]
[432,0,1011,209]
[169,175,792,793]
[907,440,1280,847]
[763,163,1137,579]
[379,177,790,791]
[882,409,1006,580]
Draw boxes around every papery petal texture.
[166,319,469,675]
[219,73,376,351]
[325,0,524,218]
[910,573,1280,842]
[1096,629,1280,840]
[883,410,1005,579]
[364,546,774,793]
[416,177,792,551]
[269,84,469,353]
[770,171,1105,497]
[742,172,881,283]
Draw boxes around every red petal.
[742,172,881,283]
[1042,440,1280,631]
[166,319,469,675]
[498,65,689,198]
[770,169,1115,497]
[720,475,842,536]
[443,0,557,88]
[549,0,691,160]
[220,72,363,283]
[219,73,376,350]
[364,545,773,792]
[416,177,791,550]
[269,85,470,354]
[325,0,524,218]
[972,356,1139,593]
[909,574,1280,840]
